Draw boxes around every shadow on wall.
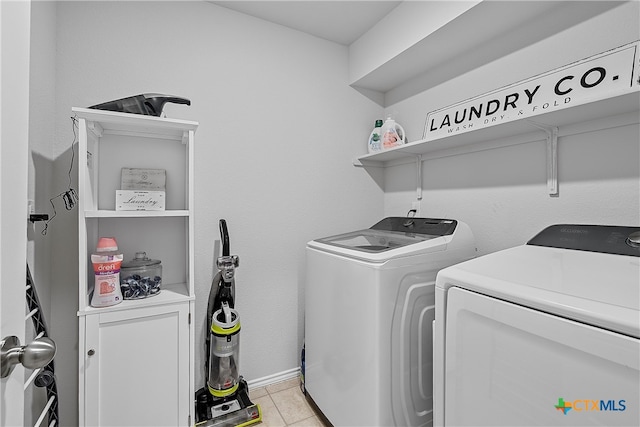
[359,164,385,192]
[383,122,640,196]
[26,151,54,427]
[34,144,80,427]
[194,237,223,393]
[383,1,624,107]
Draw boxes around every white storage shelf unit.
[74,107,198,314]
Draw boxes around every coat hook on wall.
[29,214,49,223]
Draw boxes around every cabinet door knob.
[87,349,95,356]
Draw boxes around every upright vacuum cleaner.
[195,220,262,427]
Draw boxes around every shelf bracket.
[352,158,366,168]
[528,121,559,197]
[547,126,559,197]
[352,158,386,168]
[415,155,423,201]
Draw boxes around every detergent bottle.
[380,116,405,149]
[367,119,383,153]
[90,237,124,307]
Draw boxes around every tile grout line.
[267,382,293,426]
[270,389,287,426]
[265,379,318,426]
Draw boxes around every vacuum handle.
[153,95,191,106]
[222,302,232,324]
[220,219,230,257]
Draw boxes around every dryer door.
[443,287,639,426]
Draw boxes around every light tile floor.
[249,377,331,427]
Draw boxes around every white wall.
[33,2,639,425]
[349,1,479,85]
[48,1,382,424]
[382,1,640,254]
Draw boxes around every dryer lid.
[437,224,640,338]
[316,217,457,253]
[527,224,640,257]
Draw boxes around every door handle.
[1,335,56,378]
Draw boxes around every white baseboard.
[247,367,301,389]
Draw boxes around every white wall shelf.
[354,91,639,168]
[77,107,197,142]
[77,282,192,316]
[354,91,639,198]
[85,209,190,218]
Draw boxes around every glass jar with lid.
[120,251,162,299]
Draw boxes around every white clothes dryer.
[305,217,476,427]
[434,224,640,427]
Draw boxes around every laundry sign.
[423,41,640,140]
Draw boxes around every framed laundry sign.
[116,168,166,211]
[423,41,640,140]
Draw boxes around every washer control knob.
[626,231,640,248]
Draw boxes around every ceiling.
[207,1,403,45]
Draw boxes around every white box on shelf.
[121,168,166,190]
[116,190,165,211]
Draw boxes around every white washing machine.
[434,224,640,427]
[305,217,476,427]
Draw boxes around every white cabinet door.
[81,302,190,426]
[443,287,639,427]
